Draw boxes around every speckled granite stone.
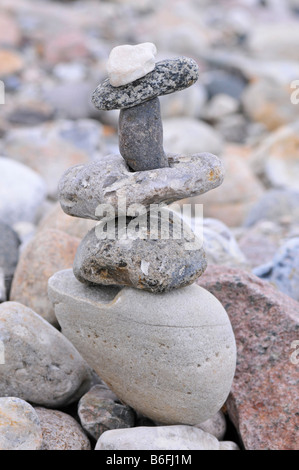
[92,58,199,110]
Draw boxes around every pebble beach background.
[0,0,298,451]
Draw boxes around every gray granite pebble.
[78,384,135,440]
[92,58,199,110]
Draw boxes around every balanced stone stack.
[49,43,236,426]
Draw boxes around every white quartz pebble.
[107,42,157,87]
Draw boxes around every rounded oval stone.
[0,397,43,450]
[0,301,92,407]
[73,214,207,293]
[35,407,91,450]
[92,57,199,110]
[48,269,236,425]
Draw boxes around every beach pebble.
[107,43,157,87]
[0,397,42,450]
[10,229,80,325]
[163,117,223,156]
[244,189,299,227]
[0,222,20,295]
[78,384,135,440]
[196,411,227,440]
[119,97,168,171]
[0,301,92,407]
[35,407,91,450]
[0,158,46,226]
[199,265,299,450]
[73,212,207,293]
[250,121,299,190]
[254,237,299,301]
[95,425,220,450]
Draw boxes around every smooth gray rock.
[0,157,46,226]
[0,301,93,407]
[35,407,91,450]
[253,237,299,301]
[95,425,220,450]
[92,58,199,110]
[196,410,227,440]
[119,97,168,171]
[0,397,43,450]
[0,222,20,295]
[48,269,236,425]
[78,384,135,440]
[73,212,207,292]
[58,152,224,220]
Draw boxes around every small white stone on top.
[107,42,157,87]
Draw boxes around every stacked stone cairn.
[49,43,236,426]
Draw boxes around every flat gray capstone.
[73,213,207,293]
[119,97,168,171]
[92,58,199,110]
[48,269,236,425]
[58,152,224,220]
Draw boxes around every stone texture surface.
[58,152,224,220]
[73,214,207,293]
[254,237,299,301]
[0,222,20,294]
[107,43,157,87]
[0,301,92,407]
[48,269,236,425]
[92,58,199,110]
[119,97,168,171]
[0,397,43,451]
[10,229,80,325]
[198,265,299,450]
[196,411,226,440]
[78,384,135,440]
[35,407,91,450]
[0,157,46,227]
[95,425,233,450]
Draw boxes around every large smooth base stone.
[48,269,236,425]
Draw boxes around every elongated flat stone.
[58,152,224,220]
[119,97,168,171]
[92,58,199,110]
